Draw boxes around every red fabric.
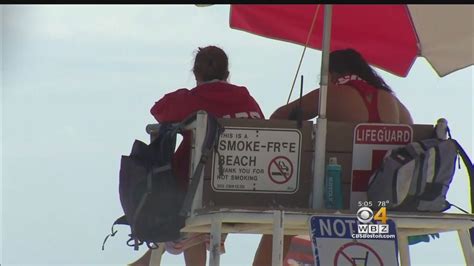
[151,82,264,189]
[283,236,314,265]
[230,5,418,77]
[345,79,382,123]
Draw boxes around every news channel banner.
[355,200,397,239]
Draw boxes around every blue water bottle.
[325,157,343,209]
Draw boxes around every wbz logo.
[356,207,388,234]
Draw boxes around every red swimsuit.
[336,75,382,123]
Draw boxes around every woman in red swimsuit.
[271,48,413,124]
[255,48,413,266]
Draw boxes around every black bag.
[102,112,221,250]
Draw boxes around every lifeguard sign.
[211,127,301,194]
[350,124,413,210]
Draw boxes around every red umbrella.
[230,4,474,77]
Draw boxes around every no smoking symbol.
[268,156,293,184]
[334,242,383,266]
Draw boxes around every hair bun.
[193,46,229,82]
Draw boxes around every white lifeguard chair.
[142,111,474,266]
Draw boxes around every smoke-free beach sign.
[211,127,301,193]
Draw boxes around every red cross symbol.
[352,149,388,191]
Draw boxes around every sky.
[1,5,473,266]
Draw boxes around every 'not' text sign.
[310,216,399,266]
[351,124,413,210]
[211,127,301,193]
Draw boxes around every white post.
[209,214,222,266]
[313,120,327,209]
[318,4,332,120]
[190,111,208,215]
[457,229,474,265]
[272,210,284,266]
[312,4,332,209]
[398,234,411,266]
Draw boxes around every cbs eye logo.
[356,207,387,224]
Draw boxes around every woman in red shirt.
[143,46,264,266]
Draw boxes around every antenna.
[297,75,304,128]
[288,75,304,128]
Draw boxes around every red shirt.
[151,81,264,189]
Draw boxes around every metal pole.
[319,4,332,120]
[312,4,332,209]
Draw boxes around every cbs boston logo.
[353,207,395,239]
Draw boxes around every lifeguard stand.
[145,111,474,266]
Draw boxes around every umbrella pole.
[312,4,332,209]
